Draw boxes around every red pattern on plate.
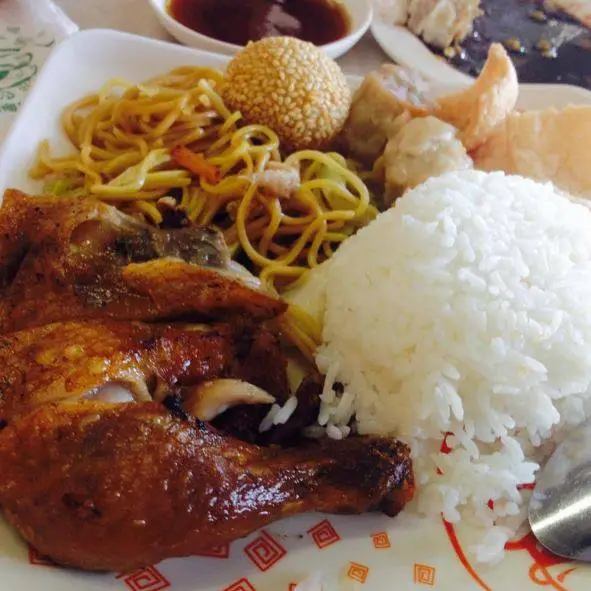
[28,546,56,567]
[288,585,297,591]
[444,515,578,591]
[116,566,171,591]
[347,562,369,584]
[506,531,577,589]
[243,530,287,572]
[372,531,391,549]
[223,578,256,591]
[443,519,492,590]
[307,519,340,549]
[413,563,436,586]
[194,544,230,559]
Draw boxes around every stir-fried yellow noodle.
[30,67,226,199]
[30,66,376,359]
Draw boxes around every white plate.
[370,3,591,91]
[370,18,474,87]
[2,28,591,591]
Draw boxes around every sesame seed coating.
[222,37,352,152]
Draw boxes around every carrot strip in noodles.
[172,146,220,184]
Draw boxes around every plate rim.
[370,18,474,87]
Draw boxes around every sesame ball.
[222,36,352,152]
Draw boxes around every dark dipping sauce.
[167,0,350,47]
[429,0,591,89]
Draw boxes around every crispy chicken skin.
[0,189,285,332]
[0,319,288,424]
[0,401,414,572]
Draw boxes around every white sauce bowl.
[147,0,373,59]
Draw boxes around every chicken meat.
[0,188,416,574]
[0,189,285,332]
[0,400,414,572]
[0,319,289,426]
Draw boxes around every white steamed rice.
[297,170,591,562]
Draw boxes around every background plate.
[1,28,591,591]
[370,18,473,87]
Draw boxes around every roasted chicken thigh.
[0,319,288,424]
[0,190,285,332]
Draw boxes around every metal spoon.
[529,419,591,561]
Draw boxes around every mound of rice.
[304,170,591,562]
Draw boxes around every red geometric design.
[195,543,230,558]
[243,530,287,572]
[372,531,391,549]
[223,578,256,591]
[117,566,171,591]
[414,563,436,586]
[307,519,340,549]
[28,545,56,567]
[347,562,369,584]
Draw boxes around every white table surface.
[53,0,391,76]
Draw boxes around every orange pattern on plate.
[243,530,287,572]
[444,512,579,591]
[372,531,392,549]
[116,566,171,591]
[347,562,369,584]
[413,563,436,586]
[307,519,340,549]
[506,531,577,590]
[223,578,256,591]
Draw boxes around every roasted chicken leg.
[0,189,285,332]
[0,401,414,572]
